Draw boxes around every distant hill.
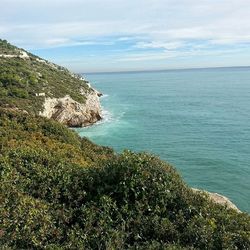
[0,39,102,127]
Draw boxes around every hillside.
[0,108,249,249]
[0,39,102,127]
[0,40,250,249]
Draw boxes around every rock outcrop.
[40,88,102,127]
[192,188,240,212]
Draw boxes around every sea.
[75,67,250,213]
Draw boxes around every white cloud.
[117,47,249,62]
[118,52,177,62]
[1,0,250,48]
[1,0,250,71]
[134,41,184,50]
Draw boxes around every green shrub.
[0,109,249,249]
[0,39,92,114]
[8,86,29,98]
[0,88,7,97]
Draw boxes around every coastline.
[76,92,241,213]
[192,188,240,212]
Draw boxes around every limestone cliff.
[40,88,102,127]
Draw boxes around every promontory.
[0,39,102,127]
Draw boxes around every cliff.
[40,91,102,127]
[0,39,102,127]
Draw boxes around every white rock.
[0,50,30,59]
[35,93,46,97]
[39,90,102,127]
[192,188,240,212]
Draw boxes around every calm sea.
[75,67,250,212]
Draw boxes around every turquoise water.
[76,68,250,212]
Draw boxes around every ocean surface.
[75,67,250,212]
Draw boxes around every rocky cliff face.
[40,88,102,127]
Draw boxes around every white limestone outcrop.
[39,89,102,127]
[0,50,30,59]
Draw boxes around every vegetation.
[0,108,249,249]
[0,39,18,55]
[0,39,249,249]
[0,39,92,114]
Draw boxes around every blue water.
[76,68,250,213]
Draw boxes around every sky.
[1,0,250,73]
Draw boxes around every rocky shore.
[192,188,240,212]
[39,87,102,127]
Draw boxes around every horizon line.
[81,65,250,75]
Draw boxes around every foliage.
[0,39,93,114]
[0,39,18,55]
[0,109,249,249]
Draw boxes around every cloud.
[41,38,114,49]
[1,0,250,48]
[134,41,184,50]
[1,0,250,71]
[117,47,249,62]
[117,52,177,62]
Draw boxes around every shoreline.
[192,188,240,212]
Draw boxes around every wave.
[88,107,126,128]
[101,94,109,99]
[100,109,113,123]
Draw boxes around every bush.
[0,88,7,97]
[0,109,250,249]
[0,39,92,114]
[8,87,29,98]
